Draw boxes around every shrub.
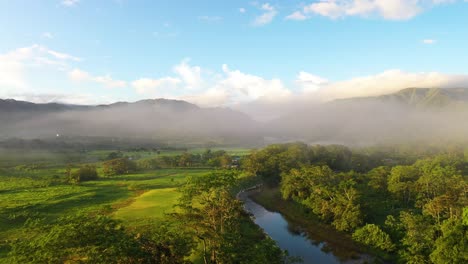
[69,165,98,183]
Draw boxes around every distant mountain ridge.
[0,98,260,145]
[3,88,468,145]
[266,87,468,144]
[335,88,468,108]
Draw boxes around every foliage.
[252,143,468,262]
[352,224,395,252]
[430,218,468,264]
[9,214,193,264]
[69,165,98,183]
[175,170,286,263]
[281,165,362,231]
[103,158,137,176]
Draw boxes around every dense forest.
[242,143,468,263]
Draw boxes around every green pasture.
[0,165,213,260]
[0,146,248,260]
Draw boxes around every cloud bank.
[2,45,468,120]
[286,0,459,21]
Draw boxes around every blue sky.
[1,0,468,108]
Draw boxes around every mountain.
[3,88,468,146]
[336,88,468,108]
[266,88,468,145]
[0,99,261,145]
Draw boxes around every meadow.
[0,147,249,261]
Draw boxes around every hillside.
[0,99,261,145]
[336,88,468,108]
[266,88,468,144]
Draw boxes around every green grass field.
[0,147,252,260]
[0,164,214,259]
[114,188,180,220]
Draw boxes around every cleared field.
[114,188,180,220]
[0,146,244,260]
[0,166,213,260]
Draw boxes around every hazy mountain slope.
[267,88,468,144]
[336,88,468,108]
[0,99,261,144]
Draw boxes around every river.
[239,192,371,264]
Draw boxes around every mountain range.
[2,88,468,146]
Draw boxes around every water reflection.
[241,194,341,264]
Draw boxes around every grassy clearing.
[114,188,180,220]
[0,165,213,261]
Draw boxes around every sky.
[1,0,468,112]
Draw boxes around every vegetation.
[0,147,288,263]
[68,165,98,183]
[1,143,467,263]
[174,170,286,264]
[9,214,194,264]
[103,158,137,176]
[243,142,468,263]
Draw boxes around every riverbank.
[249,187,374,262]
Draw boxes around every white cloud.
[2,44,81,63]
[239,7,246,13]
[286,11,308,20]
[422,39,437,44]
[130,60,292,106]
[315,69,468,100]
[0,54,26,90]
[216,64,292,103]
[68,68,127,88]
[296,71,329,92]
[287,0,458,21]
[0,45,82,96]
[94,75,127,88]
[69,68,90,81]
[61,0,80,7]
[8,92,110,105]
[173,59,203,89]
[253,3,278,26]
[47,50,81,61]
[181,88,230,107]
[132,77,181,95]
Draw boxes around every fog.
[266,100,468,146]
[0,99,261,146]
[2,88,468,147]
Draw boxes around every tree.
[399,211,436,263]
[106,151,123,160]
[178,152,193,167]
[9,214,194,264]
[102,158,137,176]
[281,166,362,231]
[430,218,468,264]
[69,165,98,183]
[352,224,395,252]
[331,181,362,231]
[175,170,285,264]
[367,166,390,191]
[388,165,419,205]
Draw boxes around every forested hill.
[0,98,261,145]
